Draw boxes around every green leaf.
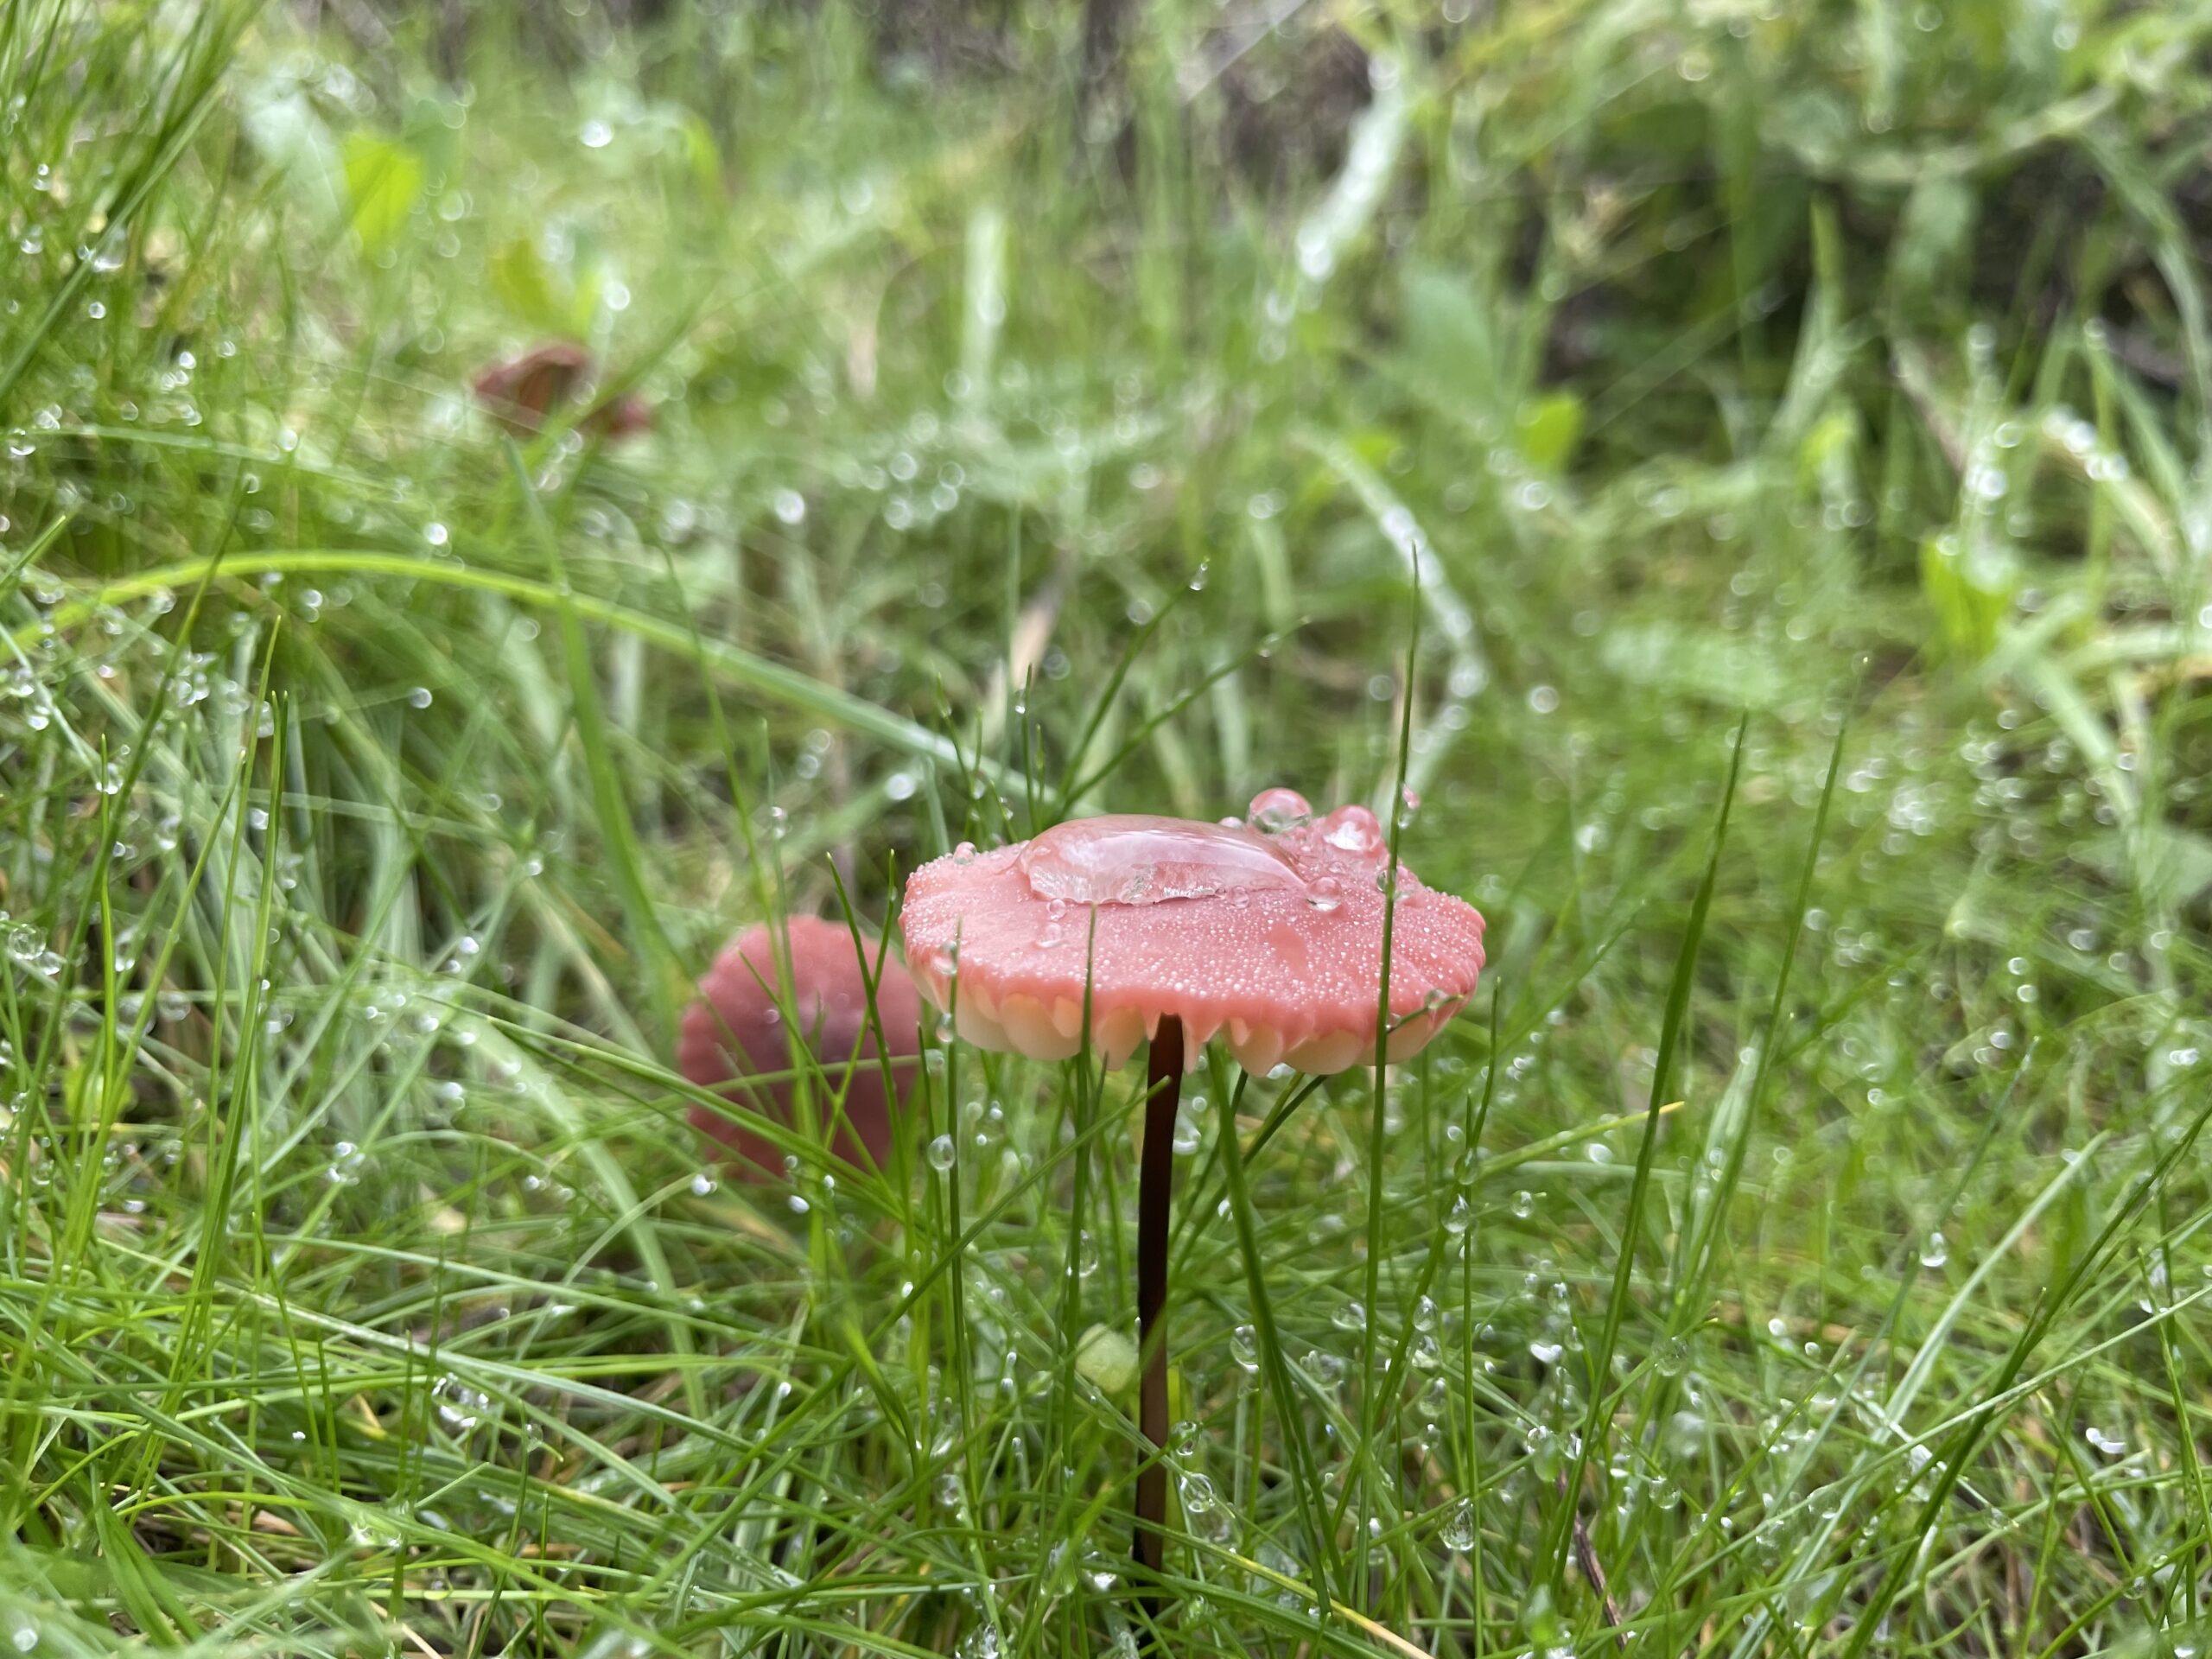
[1890,174,1977,302]
[1798,407,1856,479]
[1395,265,1501,429]
[1074,1324,1138,1395]
[1919,535,2013,658]
[566,263,606,335]
[340,131,423,256]
[677,110,722,201]
[2082,823,2212,908]
[1515,391,1584,474]
[488,238,575,337]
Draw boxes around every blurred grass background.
[6,0,2212,1653]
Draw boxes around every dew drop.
[1441,1498,1476,1553]
[1321,804,1384,856]
[1230,1324,1259,1372]
[1301,1349,1345,1386]
[1247,787,1313,833]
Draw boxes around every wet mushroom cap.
[899,790,1484,1076]
[472,340,652,442]
[472,341,591,432]
[677,917,920,1178]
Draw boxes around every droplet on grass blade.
[1441,1498,1476,1553]
[1230,1324,1259,1372]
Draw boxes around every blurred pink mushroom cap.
[472,340,653,442]
[677,916,921,1179]
[899,788,1484,1076]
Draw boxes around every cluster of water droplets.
[431,1371,493,1433]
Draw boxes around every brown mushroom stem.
[1135,1014,1183,1606]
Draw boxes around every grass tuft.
[6,1,2212,1654]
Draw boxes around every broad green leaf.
[1799,407,1856,476]
[1920,536,2012,658]
[1515,391,1584,474]
[340,130,423,255]
[1890,174,1976,301]
[1395,265,1501,430]
[677,110,722,201]
[1074,1324,1138,1395]
[567,263,606,334]
[489,238,574,336]
[2082,823,2212,908]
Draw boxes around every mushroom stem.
[1134,1014,1183,1603]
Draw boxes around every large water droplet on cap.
[1019,814,1307,906]
[1248,788,1313,833]
[1322,804,1384,856]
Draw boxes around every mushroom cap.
[472,341,591,433]
[472,341,652,442]
[899,790,1484,1076]
[677,917,921,1179]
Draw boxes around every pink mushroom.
[473,341,653,442]
[677,917,920,1180]
[899,788,1484,1592]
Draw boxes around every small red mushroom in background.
[676,916,921,1180]
[472,340,652,442]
